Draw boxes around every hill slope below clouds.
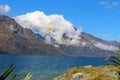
[0,15,65,55]
[36,31,119,57]
[58,32,119,57]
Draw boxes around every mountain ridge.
[35,32,119,57]
[0,15,65,55]
[58,32,119,57]
[0,15,119,57]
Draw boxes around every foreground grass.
[54,65,120,80]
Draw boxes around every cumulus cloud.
[97,34,110,40]
[98,1,108,6]
[15,11,82,46]
[0,4,10,14]
[98,1,119,9]
[100,34,109,38]
[93,41,117,51]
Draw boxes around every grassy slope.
[54,65,120,80]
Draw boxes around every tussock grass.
[54,65,120,80]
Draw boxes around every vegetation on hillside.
[106,45,120,79]
[54,45,120,80]
[53,65,119,80]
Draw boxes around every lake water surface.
[0,54,108,80]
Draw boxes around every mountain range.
[0,15,119,57]
[58,32,119,57]
[0,15,65,55]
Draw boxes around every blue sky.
[1,0,120,41]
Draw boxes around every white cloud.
[98,1,119,9]
[9,25,15,31]
[112,2,119,6]
[100,34,109,38]
[98,1,108,6]
[0,4,10,14]
[14,11,82,46]
[97,34,110,40]
[93,41,117,51]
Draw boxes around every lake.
[0,54,108,80]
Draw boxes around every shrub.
[0,64,32,80]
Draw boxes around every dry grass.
[54,65,120,80]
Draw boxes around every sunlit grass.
[54,65,120,80]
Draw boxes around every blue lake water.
[0,54,108,80]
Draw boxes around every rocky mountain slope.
[35,28,119,57]
[0,15,119,57]
[36,31,119,57]
[0,15,65,55]
[58,32,119,57]
[36,32,119,57]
